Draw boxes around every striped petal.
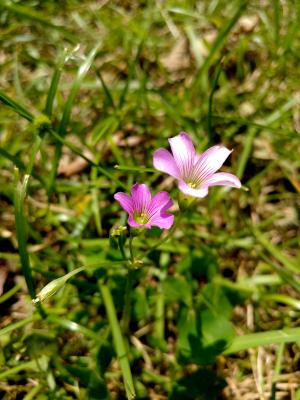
[114,192,133,214]
[131,183,151,213]
[202,172,241,189]
[153,148,181,179]
[192,145,232,181]
[147,191,174,229]
[148,191,173,217]
[168,132,196,178]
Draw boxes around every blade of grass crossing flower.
[99,282,136,400]
[114,165,157,173]
[223,327,300,354]
[49,43,101,193]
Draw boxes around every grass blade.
[207,58,223,144]
[49,43,101,193]
[224,327,300,354]
[99,282,136,400]
[14,172,36,300]
[193,0,246,87]
[253,228,299,273]
[0,90,34,122]
[44,51,70,116]
[0,315,40,338]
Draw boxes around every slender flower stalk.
[114,183,174,229]
[153,132,241,198]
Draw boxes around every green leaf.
[177,307,235,365]
[201,283,233,318]
[162,276,192,306]
[198,310,235,361]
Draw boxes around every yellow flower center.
[134,212,149,224]
[187,182,197,189]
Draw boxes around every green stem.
[271,342,285,400]
[122,232,135,333]
[141,221,177,259]
[138,205,188,259]
[14,171,46,318]
[99,282,136,399]
[0,283,22,304]
[0,360,37,380]
[122,269,134,334]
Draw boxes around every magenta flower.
[114,183,174,229]
[153,132,241,198]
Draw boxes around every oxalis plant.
[34,132,241,399]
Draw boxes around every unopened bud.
[33,267,84,304]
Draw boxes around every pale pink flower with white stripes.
[153,132,241,198]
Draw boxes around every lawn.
[0,1,299,399]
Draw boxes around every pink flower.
[153,132,241,198]
[114,183,174,229]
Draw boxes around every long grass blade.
[99,282,136,400]
[224,327,300,354]
[0,90,34,122]
[193,0,246,87]
[49,43,101,193]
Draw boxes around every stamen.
[134,212,149,225]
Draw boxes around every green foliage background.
[0,0,299,399]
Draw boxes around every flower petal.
[168,132,196,178]
[131,183,152,213]
[148,191,173,217]
[202,172,241,189]
[178,180,209,198]
[150,214,174,230]
[147,191,174,229]
[153,149,180,179]
[114,192,133,214]
[193,145,232,181]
